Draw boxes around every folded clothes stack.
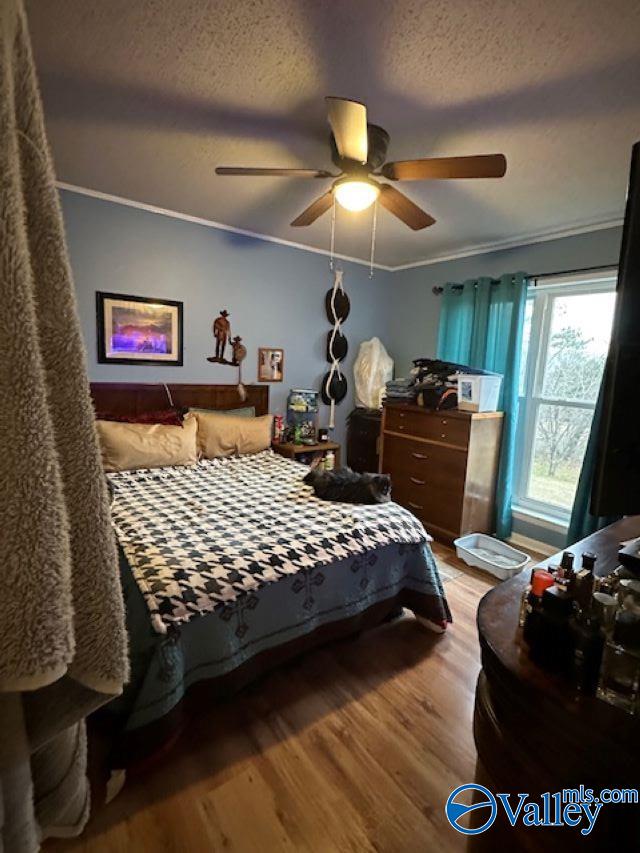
[384,376,417,402]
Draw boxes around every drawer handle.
[410,477,425,485]
[408,501,423,510]
[412,452,428,460]
[399,412,405,418]
[441,419,448,425]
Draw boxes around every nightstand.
[347,408,382,472]
[272,441,341,468]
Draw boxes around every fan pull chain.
[369,200,378,278]
[329,196,337,271]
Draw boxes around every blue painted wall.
[387,227,623,376]
[61,187,622,547]
[60,190,394,447]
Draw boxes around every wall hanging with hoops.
[321,267,350,429]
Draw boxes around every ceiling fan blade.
[291,191,334,227]
[216,167,334,178]
[381,154,507,181]
[325,97,368,164]
[377,185,435,231]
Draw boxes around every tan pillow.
[96,414,198,472]
[194,411,273,458]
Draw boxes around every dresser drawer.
[381,434,467,491]
[384,408,469,447]
[393,485,463,537]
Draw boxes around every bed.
[90,383,451,768]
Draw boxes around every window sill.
[512,505,568,533]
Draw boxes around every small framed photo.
[96,292,183,366]
[258,347,284,382]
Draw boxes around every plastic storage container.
[454,533,529,580]
[457,373,503,412]
[287,389,319,443]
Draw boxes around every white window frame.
[513,269,617,526]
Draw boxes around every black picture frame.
[96,292,184,366]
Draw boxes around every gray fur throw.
[0,1,128,846]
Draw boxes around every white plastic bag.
[353,337,393,409]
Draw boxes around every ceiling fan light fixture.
[333,179,380,212]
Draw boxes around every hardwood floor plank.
[198,767,304,852]
[48,544,513,853]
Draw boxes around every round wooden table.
[471,517,640,851]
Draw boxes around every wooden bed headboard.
[90,383,269,416]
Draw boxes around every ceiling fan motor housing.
[330,124,390,172]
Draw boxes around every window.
[513,270,617,525]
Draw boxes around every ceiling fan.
[215,97,507,231]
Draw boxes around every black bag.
[420,387,458,411]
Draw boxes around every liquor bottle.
[522,570,555,645]
[556,551,575,588]
[617,579,640,614]
[570,596,604,695]
[597,610,640,714]
[518,567,536,628]
[571,552,597,612]
[530,584,574,673]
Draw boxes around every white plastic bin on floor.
[453,533,529,580]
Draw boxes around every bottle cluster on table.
[518,550,640,714]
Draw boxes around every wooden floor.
[52,544,509,853]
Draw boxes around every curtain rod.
[529,263,617,280]
[431,264,617,295]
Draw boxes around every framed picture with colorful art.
[96,292,183,366]
[257,347,284,382]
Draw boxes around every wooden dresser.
[379,403,503,542]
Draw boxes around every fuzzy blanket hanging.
[0,2,128,848]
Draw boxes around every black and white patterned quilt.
[108,451,429,634]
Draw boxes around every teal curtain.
[566,383,619,544]
[437,273,528,539]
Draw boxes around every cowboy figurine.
[230,335,246,367]
[213,310,230,360]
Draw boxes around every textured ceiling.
[27,0,640,267]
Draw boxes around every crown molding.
[391,217,624,271]
[55,182,394,272]
[56,182,622,273]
